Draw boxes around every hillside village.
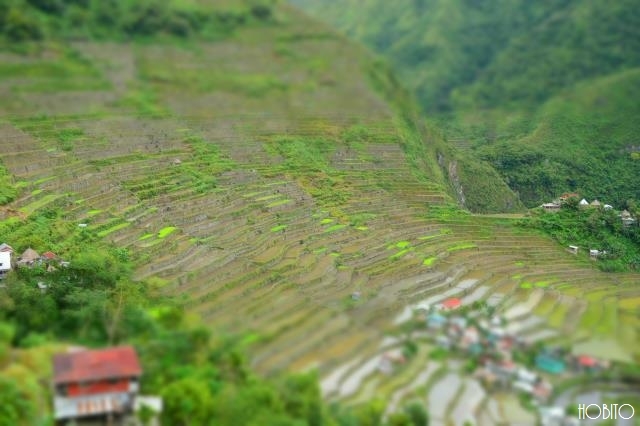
[0,243,69,284]
[540,193,637,228]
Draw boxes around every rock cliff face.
[447,160,466,208]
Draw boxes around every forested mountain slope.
[291,0,640,207]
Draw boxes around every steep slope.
[1,2,639,421]
[291,0,640,207]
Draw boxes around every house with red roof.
[573,354,603,372]
[42,251,57,261]
[441,297,462,310]
[556,193,579,203]
[52,346,160,425]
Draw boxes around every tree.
[0,376,36,426]
[161,378,214,426]
[403,402,428,426]
[388,412,413,426]
[3,8,43,41]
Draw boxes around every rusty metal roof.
[53,346,142,385]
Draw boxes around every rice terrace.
[0,1,639,425]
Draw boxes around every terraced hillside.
[1,3,639,422]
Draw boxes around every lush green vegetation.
[522,201,640,271]
[292,0,640,208]
[0,0,277,43]
[0,163,18,205]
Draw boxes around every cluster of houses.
[52,345,162,425]
[416,301,610,407]
[540,193,612,213]
[0,242,69,281]
[540,193,637,227]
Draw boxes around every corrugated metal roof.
[54,346,142,385]
[54,392,131,420]
[42,251,57,259]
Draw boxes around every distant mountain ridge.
[291,0,640,208]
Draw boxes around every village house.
[460,325,480,347]
[620,210,637,227]
[535,352,567,375]
[435,335,452,349]
[0,250,11,280]
[541,202,561,213]
[590,200,601,208]
[571,354,608,373]
[532,379,553,401]
[589,249,607,259]
[0,242,13,253]
[42,251,58,261]
[579,198,589,207]
[426,312,447,330]
[378,351,406,375]
[17,247,40,267]
[556,193,579,204]
[52,346,162,426]
[438,297,462,311]
[567,245,579,255]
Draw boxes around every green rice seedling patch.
[355,226,368,231]
[447,242,477,252]
[390,248,413,260]
[514,261,526,267]
[349,212,376,227]
[418,234,440,241]
[313,247,327,254]
[33,176,55,185]
[256,194,281,201]
[267,199,292,208]
[423,256,437,266]
[97,222,131,238]
[139,233,154,241]
[264,181,288,187]
[88,209,103,216]
[554,283,572,290]
[242,191,266,198]
[330,252,341,257]
[534,281,551,288]
[512,274,522,280]
[270,225,287,232]
[31,189,42,196]
[19,194,60,215]
[55,128,84,152]
[240,333,263,348]
[324,224,346,233]
[320,218,334,225]
[158,226,177,238]
[396,241,411,249]
[520,282,533,289]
